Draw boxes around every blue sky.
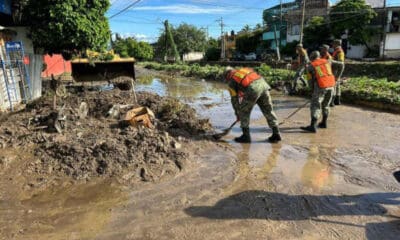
[107,0,398,43]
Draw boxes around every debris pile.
[0,89,213,185]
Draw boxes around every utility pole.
[273,24,281,61]
[299,0,306,44]
[216,17,225,60]
[381,0,387,59]
[280,0,283,48]
[200,26,209,40]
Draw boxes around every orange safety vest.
[230,68,261,87]
[311,58,335,88]
[332,47,344,60]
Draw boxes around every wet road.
[1,72,399,239]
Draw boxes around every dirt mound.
[0,89,213,185]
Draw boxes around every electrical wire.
[109,0,143,19]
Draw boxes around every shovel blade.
[212,129,230,140]
[211,120,238,140]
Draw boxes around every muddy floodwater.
[1,69,400,240]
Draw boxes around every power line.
[109,0,143,19]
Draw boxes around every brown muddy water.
[1,71,400,239]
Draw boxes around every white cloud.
[190,0,217,3]
[134,4,234,14]
[118,32,157,43]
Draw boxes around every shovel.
[278,100,310,126]
[212,120,239,140]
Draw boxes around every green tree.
[330,0,377,51]
[236,29,263,54]
[240,24,251,34]
[174,23,207,56]
[23,0,111,59]
[303,16,332,50]
[113,37,154,60]
[155,22,207,59]
[207,37,219,48]
[205,37,220,61]
[254,23,263,31]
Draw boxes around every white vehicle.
[244,52,257,61]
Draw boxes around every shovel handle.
[228,120,239,129]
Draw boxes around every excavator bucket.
[71,58,136,89]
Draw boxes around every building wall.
[384,33,400,58]
[8,27,34,54]
[42,54,72,78]
[346,34,381,59]
[287,32,300,43]
[182,52,204,62]
[0,27,42,111]
[10,27,42,101]
[346,45,367,59]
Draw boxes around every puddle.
[135,74,400,192]
[0,180,128,240]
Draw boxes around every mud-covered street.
[0,67,399,240]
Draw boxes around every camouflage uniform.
[292,46,310,92]
[229,78,278,129]
[309,77,334,120]
[330,39,346,106]
[302,53,344,133]
[308,59,344,119]
[332,46,345,98]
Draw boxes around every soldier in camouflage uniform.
[292,43,310,94]
[225,67,281,143]
[301,51,344,133]
[331,39,345,106]
[320,44,332,60]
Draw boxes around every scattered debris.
[125,107,155,128]
[0,89,213,187]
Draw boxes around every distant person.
[292,43,309,94]
[301,51,344,133]
[331,39,345,106]
[224,67,281,143]
[320,44,332,60]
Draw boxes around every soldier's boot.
[318,114,328,128]
[334,96,341,105]
[268,127,282,143]
[301,117,317,133]
[234,127,251,143]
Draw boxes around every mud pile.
[0,89,213,184]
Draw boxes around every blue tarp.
[0,0,12,15]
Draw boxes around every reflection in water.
[136,74,155,85]
[256,143,282,180]
[301,146,334,191]
[224,143,283,195]
[136,76,227,102]
[14,181,128,240]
